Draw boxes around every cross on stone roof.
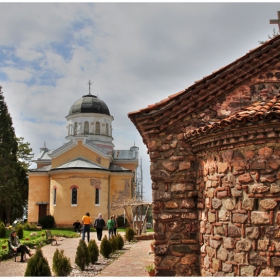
[88,80,92,94]
[270,11,280,31]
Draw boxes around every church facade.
[129,34,280,276]
[28,92,138,227]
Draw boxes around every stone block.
[276,212,280,225]
[179,161,191,170]
[224,199,235,210]
[231,188,243,197]
[223,237,235,249]
[236,240,251,251]
[218,210,230,221]
[205,188,215,198]
[238,172,253,184]
[232,214,247,223]
[246,227,260,239]
[258,239,269,251]
[172,245,191,253]
[259,267,276,277]
[259,199,277,210]
[161,255,180,268]
[251,211,270,224]
[249,253,267,266]
[154,244,169,255]
[180,254,197,265]
[240,265,256,277]
[181,198,195,209]
[212,258,220,271]
[215,226,224,235]
[222,263,232,273]
[217,191,228,198]
[260,175,277,183]
[265,226,280,239]
[159,144,171,151]
[217,248,228,261]
[234,252,245,264]
[242,198,254,210]
[204,255,210,269]
[206,246,215,258]
[251,183,270,193]
[210,238,221,249]
[218,162,228,173]
[212,198,222,209]
[163,162,177,172]
[272,257,280,266]
[171,183,188,193]
[271,183,280,193]
[165,201,179,209]
[228,225,241,237]
[208,212,216,223]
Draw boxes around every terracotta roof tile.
[185,95,280,139]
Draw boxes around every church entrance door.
[38,204,47,220]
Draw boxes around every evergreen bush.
[52,248,72,276]
[88,239,99,264]
[125,227,135,242]
[100,235,112,258]
[75,239,89,271]
[116,234,124,250]
[0,221,6,238]
[116,215,128,227]
[24,248,51,276]
[109,235,118,253]
[38,215,55,229]
[16,224,24,239]
[23,222,37,231]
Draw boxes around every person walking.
[82,212,92,242]
[112,215,118,236]
[9,231,33,262]
[94,213,106,241]
[107,216,115,239]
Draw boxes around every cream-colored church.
[27,91,138,227]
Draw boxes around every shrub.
[116,234,124,250]
[116,215,128,227]
[109,235,118,253]
[24,248,51,276]
[23,222,37,231]
[100,235,112,258]
[16,224,24,239]
[125,227,135,242]
[75,239,89,271]
[38,215,55,229]
[0,221,6,238]
[52,249,72,276]
[88,239,99,264]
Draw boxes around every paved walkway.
[99,239,154,277]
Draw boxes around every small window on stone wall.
[74,122,78,135]
[71,187,77,205]
[53,188,57,206]
[95,188,100,205]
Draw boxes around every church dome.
[68,94,110,116]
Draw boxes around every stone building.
[128,35,280,276]
[28,91,139,227]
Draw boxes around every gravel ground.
[0,232,133,277]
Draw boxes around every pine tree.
[88,239,99,264]
[24,248,51,276]
[75,239,90,271]
[52,249,72,276]
[100,235,112,258]
[0,86,33,224]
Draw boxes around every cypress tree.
[75,239,89,271]
[88,239,99,264]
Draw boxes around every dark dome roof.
[68,94,110,116]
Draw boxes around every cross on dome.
[88,80,92,95]
[270,11,280,31]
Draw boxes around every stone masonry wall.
[149,133,200,276]
[199,145,280,277]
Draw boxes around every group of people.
[75,212,118,242]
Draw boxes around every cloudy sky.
[0,2,280,202]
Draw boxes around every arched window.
[95,188,100,205]
[74,122,78,135]
[96,122,100,135]
[84,121,89,134]
[53,187,57,205]
[106,124,109,136]
[71,187,78,205]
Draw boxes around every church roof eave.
[128,35,280,146]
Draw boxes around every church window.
[53,187,57,206]
[95,188,100,205]
[71,187,78,205]
[84,121,89,134]
[96,122,100,135]
[74,122,78,135]
[106,124,109,136]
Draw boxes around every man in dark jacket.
[94,213,106,241]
